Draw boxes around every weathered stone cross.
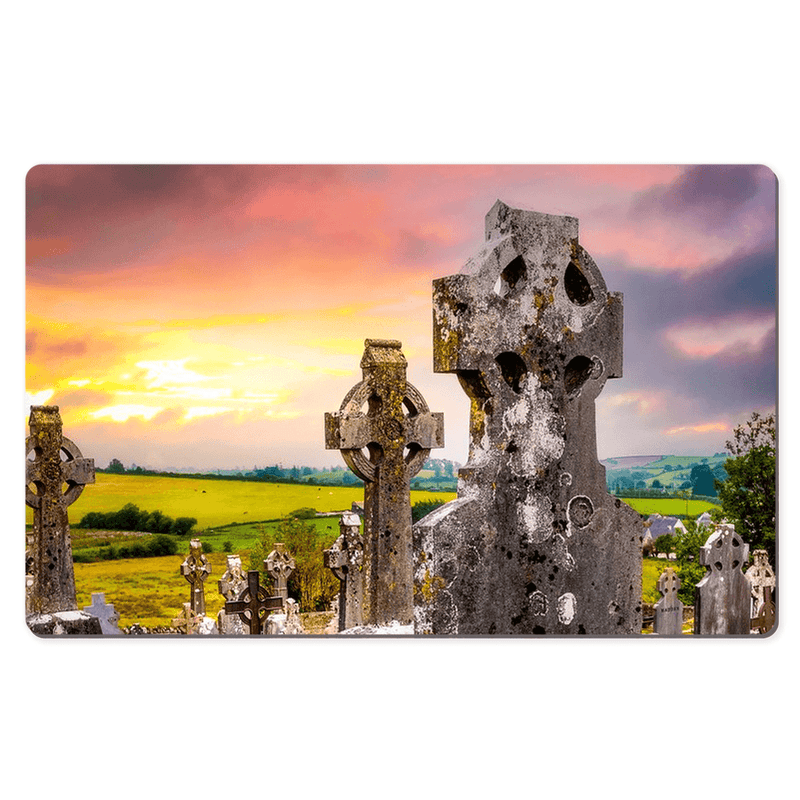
[694,524,751,635]
[750,586,775,634]
[745,549,776,620]
[25,405,95,614]
[181,538,211,615]
[324,511,365,631]
[325,338,444,626]
[217,554,248,635]
[172,602,202,635]
[224,570,285,635]
[653,568,684,636]
[264,543,296,603]
[413,202,643,635]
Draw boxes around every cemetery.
[25,202,777,637]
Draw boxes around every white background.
[3,2,794,797]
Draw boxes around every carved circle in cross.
[336,379,432,483]
[25,435,88,510]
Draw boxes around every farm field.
[618,497,719,517]
[26,472,457,529]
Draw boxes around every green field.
[26,472,457,529]
[618,496,720,517]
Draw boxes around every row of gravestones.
[26,202,777,635]
[653,528,776,635]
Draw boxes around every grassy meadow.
[26,472,456,529]
[618,496,719,517]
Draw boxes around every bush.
[223,540,233,552]
[288,507,317,519]
[148,534,178,556]
[171,517,198,537]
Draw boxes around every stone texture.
[653,568,684,636]
[325,339,444,626]
[181,538,211,615]
[25,405,95,616]
[83,592,122,635]
[324,511,365,631]
[27,611,102,636]
[694,524,751,635]
[413,202,644,635]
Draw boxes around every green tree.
[716,412,776,561]
[106,458,125,474]
[690,463,717,497]
[653,534,674,555]
[673,519,708,605]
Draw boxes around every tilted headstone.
[325,338,444,626]
[25,406,101,634]
[264,543,296,604]
[324,511,365,631]
[83,592,122,635]
[694,524,750,635]
[172,602,203,635]
[413,202,644,634]
[217,554,248,635]
[181,538,211,615]
[745,550,776,633]
[653,568,684,636]
[224,570,284,635]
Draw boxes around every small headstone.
[745,550,776,617]
[171,602,202,635]
[694,524,751,635]
[181,538,211,615]
[83,592,122,635]
[745,550,776,634]
[217,554,248,635]
[325,339,444,626]
[324,511,365,631]
[224,570,284,635]
[264,543,296,604]
[653,568,684,636]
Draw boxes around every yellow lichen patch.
[418,569,446,603]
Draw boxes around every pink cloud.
[664,314,775,359]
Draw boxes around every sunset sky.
[25,164,777,472]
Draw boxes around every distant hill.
[600,455,665,469]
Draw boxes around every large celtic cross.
[325,339,444,626]
[25,405,95,614]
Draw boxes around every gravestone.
[745,550,776,634]
[694,524,751,635]
[217,554,248,635]
[413,202,644,635]
[264,543,296,604]
[25,405,101,634]
[172,602,202,635]
[181,538,211,615]
[653,568,683,636]
[224,570,284,635]
[324,511,365,631]
[83,592,122,635]
[325,338,444,626]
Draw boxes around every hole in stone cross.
[404,442,422,465]
[714,561,723,571]
[367,394,382,415]
[402,395,419,418]
[496,352,527,393]
[493,255,527,298]
[564,260,595,306]
[366,442,383,466]
[732,560,740,569]
[564,355,594,395]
